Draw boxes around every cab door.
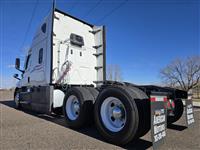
[29,41,46,85]
[21,52,32,86]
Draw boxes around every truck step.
[93,45,102,49]
[20,91,31,94]
[93,53,103,57]
[95,66,103,70]
[89,29,101,34]
[20,100,31,105]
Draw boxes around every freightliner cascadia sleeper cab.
[14,7,187,145]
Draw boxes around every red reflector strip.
[150,97,156,102]
[171,101,175,108]
[167,101,170,107]
[163,97,168,102]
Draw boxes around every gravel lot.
[0,90,200,150]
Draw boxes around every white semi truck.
[14,8,187,145]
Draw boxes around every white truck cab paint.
[15,8,105,111]
[16,9,105,89]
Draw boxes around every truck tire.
[167,99,184,124]
[85,87,99,102]
[126,85,150,138]
[134,99,150,138]
[14,89,22,109]
[94,85,139,145]
[63,87,94,128]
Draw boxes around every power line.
[19,0,39,52]
[84,0,102,18]
[96,0,128,24]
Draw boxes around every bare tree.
[107,64,123,82]
[160,56,200,91]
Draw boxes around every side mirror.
[15,58,24,73]
[13,74,20,80]
[15,58,20,70]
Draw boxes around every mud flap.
[185,93,195,127]
[150,92,167,149]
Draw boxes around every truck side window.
[41,23,46,33]
[38,48,43,64]
[25,55,31,70]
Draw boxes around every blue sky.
[0,0,199,88]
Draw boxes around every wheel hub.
[73,101,80,113]
[112,107,122,119]
[100,97,127,132]
[66,95,80,120]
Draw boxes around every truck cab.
[15,9,105,89]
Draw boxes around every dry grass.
[193,98,200,102]
[0,89,14,101]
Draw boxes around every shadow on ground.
[0,100,152,150]
[167,123,187,131]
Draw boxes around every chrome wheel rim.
[66,95,80,120]
[100,97,126,132]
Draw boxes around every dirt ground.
[0,90,200,150]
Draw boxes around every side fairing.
[93,26,106,86]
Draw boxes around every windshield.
[24,54,31,70]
